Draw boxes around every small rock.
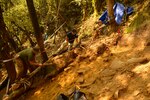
[113,87,127,99]
[77,69,86,75]
[133,90,140,96]
[147,83,150,88]
[76,77,84,84]
[103,58,109,62]
[64,67,71,71]
[127,57,147,64]
[89,43,107,56]
[101,69,116,77]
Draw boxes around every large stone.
[110,58,125,69]
[76,77,84,84]
[127,57,148,64]
[52,51,77,69]
[89,43,108,56]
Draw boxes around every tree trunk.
[1,48,16,84]
[0,6,20,52]
[26,0,48,63]
[0,36,16,83]
[0,5,17,83]
[7,33,20,52]
[106,0,116,32]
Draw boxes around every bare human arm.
[29,60,43,67]
[28,54,43,67]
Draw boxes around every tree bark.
[0,37,16,83]
[106,0,116,32]
[26,0,48,63]
[0,6,20,52]
[0,5,17,83]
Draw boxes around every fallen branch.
[50,22,66,38]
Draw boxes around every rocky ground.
[19,21,150,100]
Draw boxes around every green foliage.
[127,2,150,33]
[1,0,44,44]
[4,4,32,31]
[44,0,84,33]
[129,14,147,32]
[0,0,92,46]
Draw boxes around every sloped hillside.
[1,1,150,100]
[18,1,150,100]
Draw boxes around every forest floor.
[21,22,150,100]
[0,1,150,100]
[25,25,150,100]
[20,11,150,100]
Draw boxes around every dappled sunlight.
[132,61,150,74]
[139,73,149,80]
[97,91,113,100]
[134,39,146,51]
[57,72,76,88]
[118,90,147,100]
[132,61,150,80]
[79,15,98,39]
[118,95,136,100]
[34,90,42,96]
[89,60,102,70]
[114,74,130,87]
[97,96,111,100]
[111,46,132,54]
[4,0,150,100]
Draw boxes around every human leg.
[68,42,73,51]
[15,58,27,80]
